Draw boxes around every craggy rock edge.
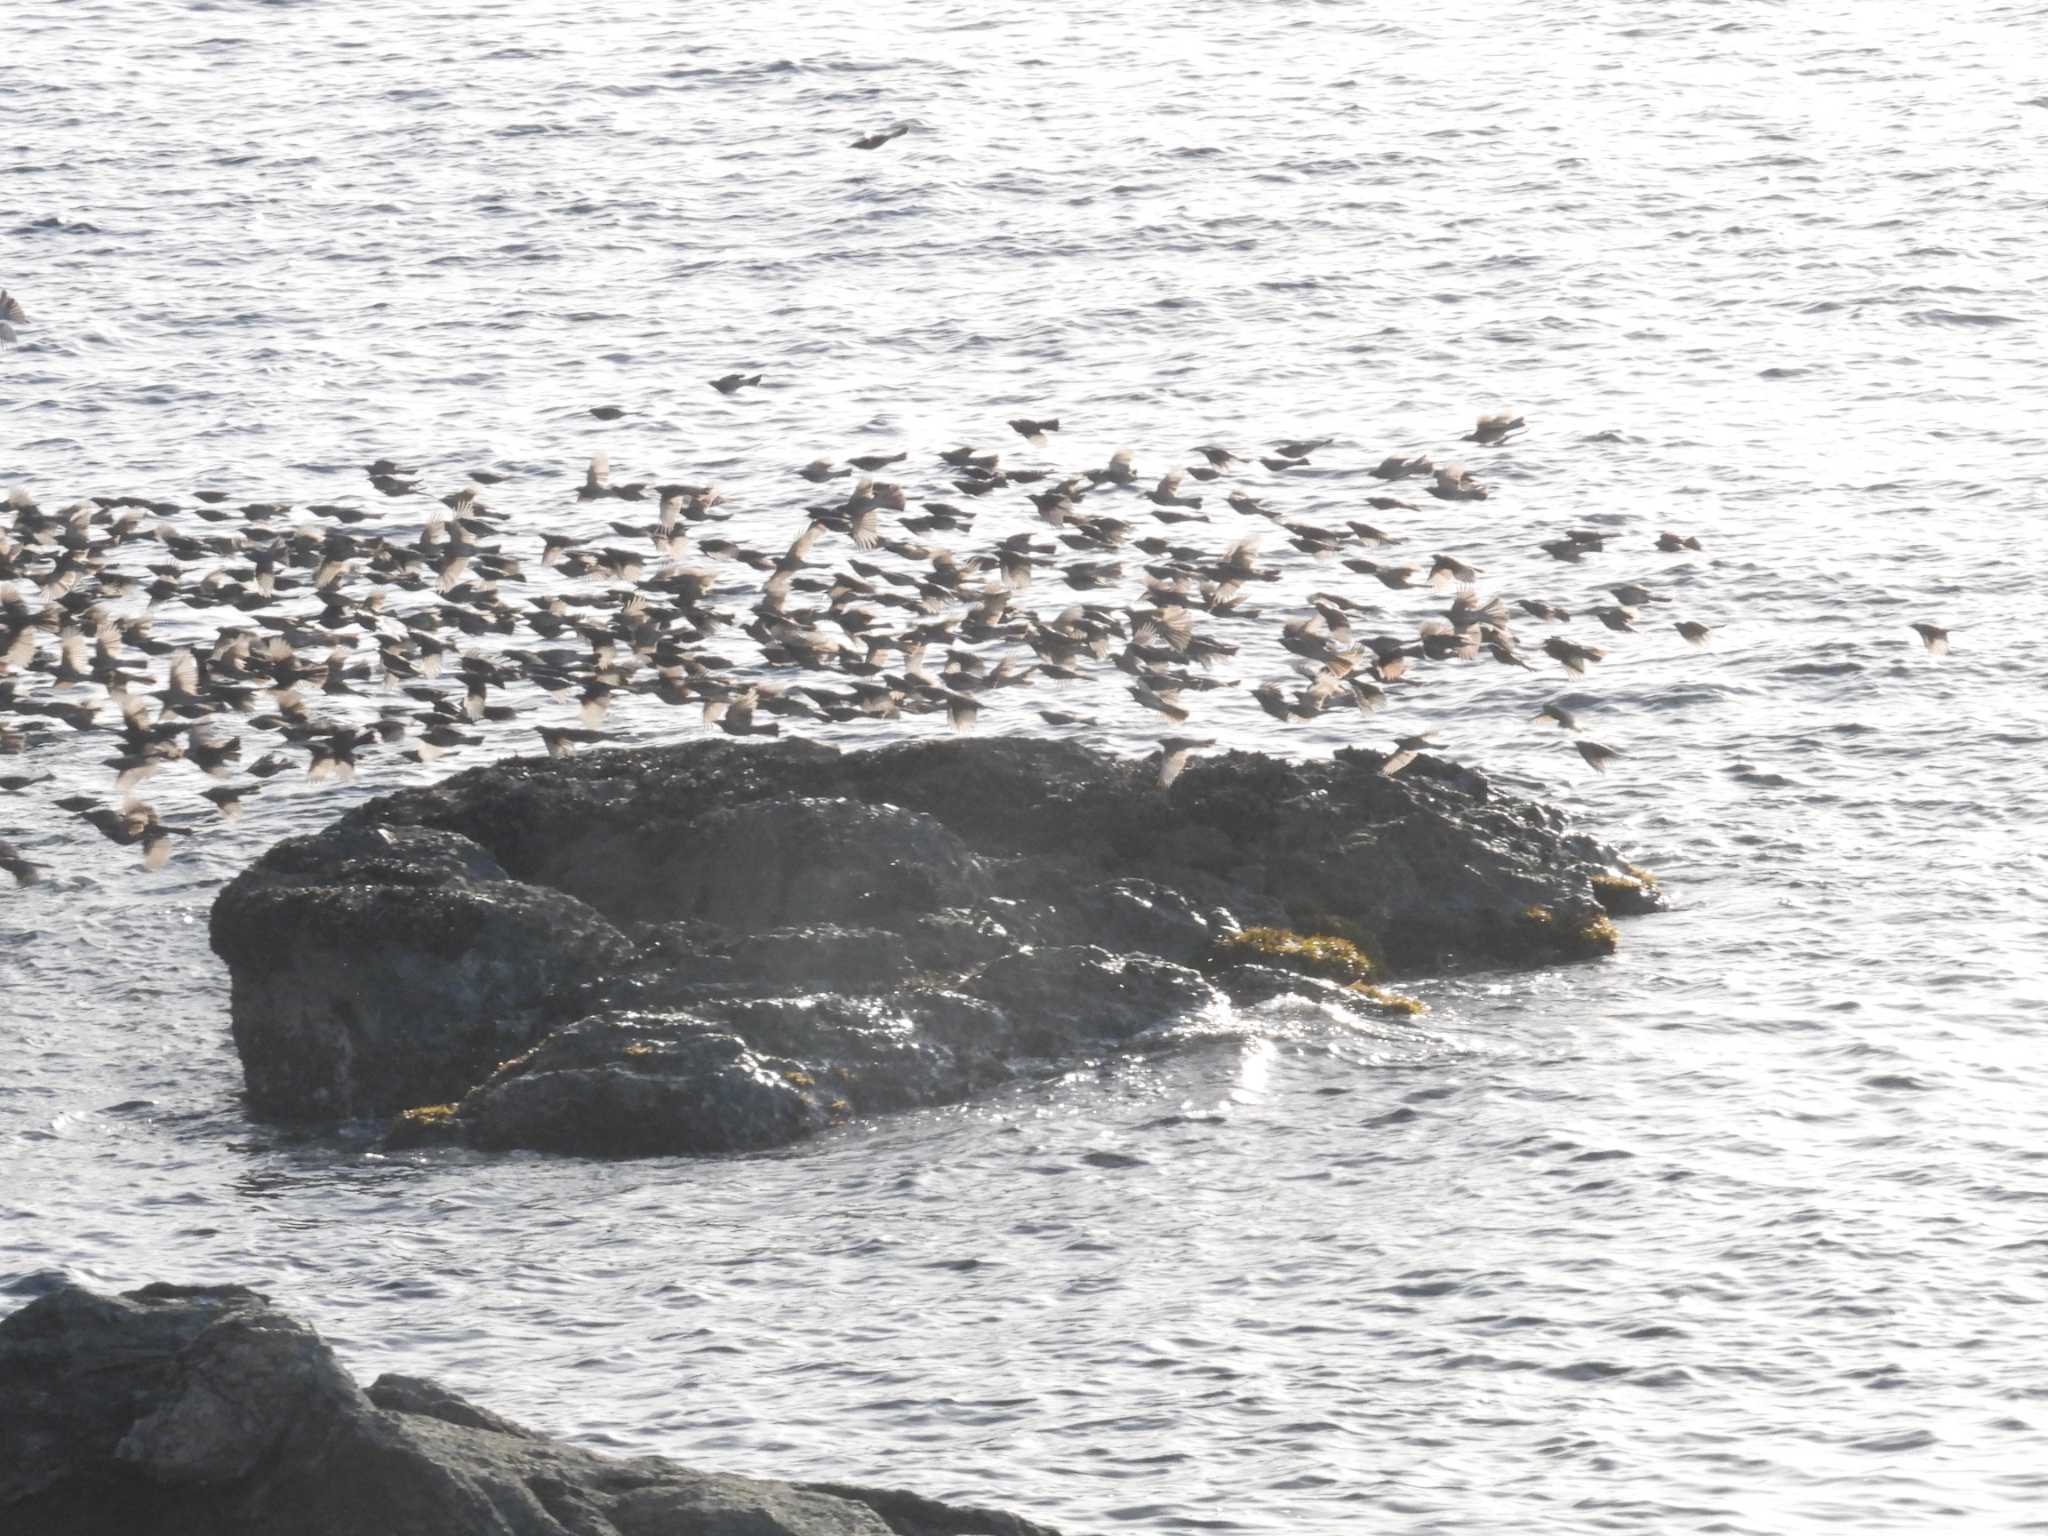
[0,1276,1059,1536]
[208,737,1664,1152]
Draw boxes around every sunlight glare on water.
[4,1,2048,1531]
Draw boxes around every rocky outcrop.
[209,737,1662,1154]
[0,1276,1059,1536]
[209,823,638,1119]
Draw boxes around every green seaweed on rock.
[1590,869,1662,917]
[1281,909,1389,973]
[1513,902,1618,961]
[385,1102,463,1150]
[1347,981,1427,1017]
[1207,926,1426,1016]
[1213,926,1380,985]
[1569,912,1621,955]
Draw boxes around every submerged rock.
[0,1278,1060,1536]
[209,738,1662,1153]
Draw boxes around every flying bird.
[1273,438,1331,461]
[1909,622,1948,655]
[1381,731,1439,777]
[1153,736,1215,790]
[1576,740,1622,773]
[1369,454,1432,481]
[1542,636,1605,676]
[0,838,38,887]
[1461,412,1525,445]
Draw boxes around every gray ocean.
[5,2,2047,1530]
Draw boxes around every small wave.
[1847,1428,1937,1453]
[1548,1360,1632,1382]
[1079,1149,1149,1169]
[1908,309,2019,328]
[15,217,100,235]
[1385,1277,1460,1298]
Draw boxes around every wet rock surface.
[0,1277,1060,1536]
[209,822,639,1120]
[209,738,1662,1154]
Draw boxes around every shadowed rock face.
[209,823,639,1119]
[208,738,1662,1154]
[0,1277,1060,1536]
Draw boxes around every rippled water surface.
[5,2,2048,1531]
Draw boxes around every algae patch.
[1569,912,1621,955]
[1210,926,1427,1016]
[1213,926,1380,985]
[1591,868,1662,917]
[1347,981,1426,1017]
[386,1101,464,1150]
[1514,903,1618,961]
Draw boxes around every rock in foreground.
[0,1277,1058,1536]
[209,738,1662,1154]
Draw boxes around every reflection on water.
[5,0,2048,1530]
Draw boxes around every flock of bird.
[0,285,1951,890]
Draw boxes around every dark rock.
[642,796,994,929]
[603,920,925,1001]
[1211,962,1424,1020]
[714,923,928,994]
[963,946,1219,1054]
[459,1010,825,1157]
[450,992,1025,1157]
[209,822,638,1120]
[364,1374,535,1438]
[900,906,1019,974]
[694,991,1013,1114]
[0,1279,1061,1535]
[322,738,1645,970]
[208,738,1662,1156]
[1036,878,1235,964]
